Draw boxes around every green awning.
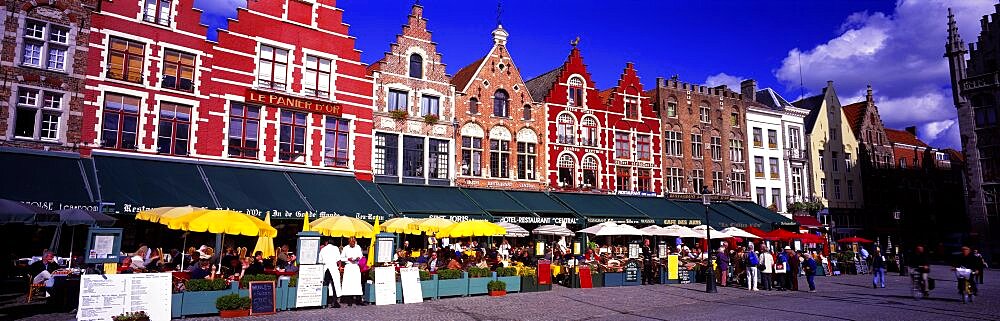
[672,201,734,229]
[552,193,653,224]
[460,188,531,215]
[358,181,397,216]
[287,173,390,222]
[377,184,489,221]
[505,191,580,225]
[201,164,310,218]
[619,196,702,226]
[730,201,797,229]
[93,155,215,213]
[711,202,767,229]
[0,149,96,209]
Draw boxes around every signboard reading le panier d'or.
[246,89,342,116]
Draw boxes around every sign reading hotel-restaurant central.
[246,89,342,116]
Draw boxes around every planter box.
[437,272,469,298]
[520,276,538,292]
[467,272,494,296]
[171,293,183,318]
[421,275,438,299]
[497,276,520,292]
[604,272,624,287]
[181,283,237,316]
[591,272,604,288]
[488,290,506,297]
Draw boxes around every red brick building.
[0,0,95,151]
[600,63,662,195]
[843,85,894,168]
[450,24,546,190]
[81,0,374,177]
[524,45,609,192]
[368,4,454,186]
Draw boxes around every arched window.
[581,116,598,146]
[556,113,575,144]
[568,77,584,107]
[582,156,598,188]
[522,104,532,120]
[493,89,509,117]
[557,154,575,187]
[469,97,479,114]
[409,53,423,79]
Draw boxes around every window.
[461,136,483,176]
[522,105,532,120]
[12,88,62,141]
[101,93,140,149]
[161,49,195,92]
[756,187,767,206]
[831,151,839,171]
[899,158,907,168]
[625,97,639,119]
[493,90,509,117]
[557,114,575,144]
[279,110,307,162]
[769,157,779,179]
[731,112,740,127]
[667,167,683,193]
[690,133,703,159]
[847,180,855,200]
[582,156,597,187]
[420,95,440,116]
[388,90,408,112]
[468,98,479,114]
[767,129,777,149]
[666,98,677,118]
[833,179,842,199]
[568,77,583,107]
[304,56,332,99]
[771,189,781,210]
[143,0,172,26]
[845,153,852,172]
[517,142,536,180]
[791,167,803,198]
[324,117,350,167]
[636,135,651,161]
[699,104,710,123]
[754,156,765,178]
[819,150,825,170]
[581,117,598,146]
[616,167,631,191]
[21,20,69,71]
[228,102,260,158]
[830,127,837,140]
[429,139,449,179]
[821,178,827,199]
[403,136,424,177]
[156,102,191,155]
[710,136,722,161]
[752,127,762,147]
[616,131,631,159]
[408,53,423,79]
[557,154,575,187]
[257,45,288,90]
[730,171,746,196]
[712,171,723,194]
[490,139,510,178]
[788,127,801,150]
[665,131,682,156]
[692,169,704,193]
[729,139,744,163]
[106,37,144,82]
[374,133,398,176]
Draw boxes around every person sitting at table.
[222,255,242,279]
[446,252,462,270]
[426,251,440,272]
[130,246,158,271]
[276,244,290,269]
[285,254,299,272]
[164,249,182,271]
[190,257,214,279]
[31,251,60,290]
[244,251,266,276]
[118,257,135,274]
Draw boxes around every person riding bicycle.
[953,246,982,296]
[909,245,931,295]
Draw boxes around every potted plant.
[488,280,507,296]
[112,311,150,321]
[215,293,251,318]
[435,269,468,297]
[420,270,438,299]
[495,267,521,292]
[389,110,408,121]
[182,278,235,316]
[519,267,538,293]
[422,114,439,124]
[239,274,277,288]
[467,267,492,295]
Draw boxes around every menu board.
[376,239,394,263]
[373,267,396,305]
[628,244,640,259]
[624,261,640,282]
[658,244,668,259]
[298,237,320,265]
[295,264,324,308]
[679,269,692,284]
[399,267,423,304]
[92,235,115,259]
[77,273,171,321]
[249,281,276,315]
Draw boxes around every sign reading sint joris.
[247,89,342,116]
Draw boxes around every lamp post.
[702,185,717,293]
[894,209,905,276]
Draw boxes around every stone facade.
[368,4,455,186]
[746,82,812,214]
[0,0,95,152]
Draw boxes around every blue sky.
[192,0,999,150]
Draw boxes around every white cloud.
[773,0,996,150]
[704,73,746,92]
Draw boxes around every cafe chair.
[25,277,46,303]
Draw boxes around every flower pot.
[488,290,506,297]
[219,309,249,318]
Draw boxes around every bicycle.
[910,272,928,299]
[956,267,974,303]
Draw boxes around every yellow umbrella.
[302,212,311,232]
[310,215,373,238]
[367,217,380,262]
[162,209,277,237]
[381,217,418,234]
[137,206,206,223]
[408,217,456,234]
[253,212,276,257]
[435,220,506,238]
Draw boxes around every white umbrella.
[721,227,760,239]
[496,222,530,237]
[577,222,619,235]
[690,225,731,239]
[660,224,703,238]
[614,223,650,236]
[532,224,574,237]
[640,225,666,236]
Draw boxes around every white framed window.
[729,139,744,163]
[581,116,598,146]
[699,104,710,123]
[568,77,584,107]
[12,88,63,141]
[257,44,289,90]
[143,0,173,26]
[665,131,682,156]
[667,167,683,193]
[21,19,70,72]
[304,55,332,99]
[557,114,575,145]
[420,95,440,116]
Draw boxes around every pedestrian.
[641,239,655,285]
[760,245,774,291]
[746,243,760,291]
[317,239,342,308]
[717,246,729,287]
[776,247,790,290]
[973,249,986,285]
[784,246,799,291]
[871,247,886,288]
[802,252,817,292]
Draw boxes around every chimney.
[905,126,917,136]
[740,79,757,102]
[866,84,873,105]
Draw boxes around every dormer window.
[625,96,639,119]
[143,0,172,26]
[493,89,509,117]
[568,77,583,107]
[409,53,423,79]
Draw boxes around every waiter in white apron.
[341,237,366,306]
[317,239,342,308]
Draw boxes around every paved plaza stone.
[9,266,999,321]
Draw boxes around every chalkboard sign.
[249,281,276,315]
[679,269,691,284]
[624,261,640,282]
